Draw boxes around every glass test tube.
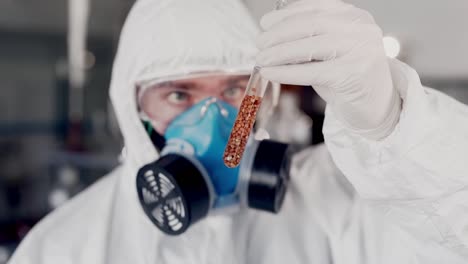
[223,66,266,168]
[223,0,289,168]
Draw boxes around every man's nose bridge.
[200,97,229,117]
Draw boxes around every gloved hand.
[256,0,401,140]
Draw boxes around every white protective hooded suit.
[9,0,468,263]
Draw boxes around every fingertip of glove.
[255,32,267,50]
[255,52,268,67]
[259,11,279,31]
[258,67,279,83]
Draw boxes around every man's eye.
[223,86,244,99]
[167,91,189,104]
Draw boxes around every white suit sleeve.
[323,58,468,258]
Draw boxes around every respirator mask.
[136,81,293,235]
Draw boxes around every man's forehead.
[150,75,249,91]
[170,74,249,85]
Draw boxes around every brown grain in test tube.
[223,94,262,168]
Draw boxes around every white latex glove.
[256,0,401,140]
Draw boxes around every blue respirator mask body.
[163,98,240,196]
[136,97,293,235]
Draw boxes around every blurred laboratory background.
[0,0,467,262]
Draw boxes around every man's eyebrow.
[226,76,249,84]
[156,81,192,90]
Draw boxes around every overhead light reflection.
[383,36,401,58]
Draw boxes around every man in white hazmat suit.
[9,0,468,263]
